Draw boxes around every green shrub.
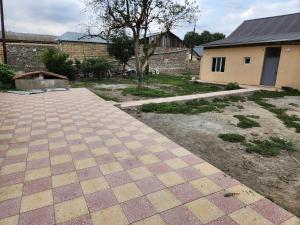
[0,64,15,88]
[234,115,261,128]
[225,82,240,90]
[244,137,295,157]
[80,58,112,79]
[218,133,245,143]
[41,48,75,80]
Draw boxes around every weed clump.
[234,115,261,128]
[218,133,245,143]
[244,137,295,157]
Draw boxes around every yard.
[124,90,300,217]
[70,74,234,102]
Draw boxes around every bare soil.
[125,96,300,216]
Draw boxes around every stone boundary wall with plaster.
[0,41,109,72]
[128,48,200,75]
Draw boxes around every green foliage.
[225,82,240,90]
[141,98,231,114]
[0,64,15,88]
[184,30,226,47]
[108,31,134,73]
[183,31,202,48]
[41,48,75,80]
[80,58,112,79]
[243,137,295,157]
[218,133,245,143]
[234,115,261,128]
[250,90,300,133]
[147,74,223,95]
[122,87,170,97]
[95,93,120,102]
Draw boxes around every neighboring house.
[131,31,201,75]
[56,32,109,60]
[200,13,300,90]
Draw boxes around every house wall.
[276,45,300,90]
[59,42,109,60]
[199,46,265,86]
[200,45,300,90]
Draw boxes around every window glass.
[244,57,251,64]
[212,57,225,72]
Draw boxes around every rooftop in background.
[204,12,300,48]
[193,46,204,57]
[56,32,108,44]
[0,31,57,43]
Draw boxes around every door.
[261,47,281,86]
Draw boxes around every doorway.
[260,47,281,86]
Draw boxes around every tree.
[86,0,199,86]
[108,30,135,75]
[183,30,226,46]
[184,31,202,48]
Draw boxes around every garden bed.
[70,74,236,102]
[124,91,300,216]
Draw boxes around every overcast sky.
[4,0,300,38]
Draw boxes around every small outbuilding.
[200,13,300,90]
[13,71,69,90]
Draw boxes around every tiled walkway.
[0,88,298,225]
[120,88,259,108]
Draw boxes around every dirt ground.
[125,96,300,217]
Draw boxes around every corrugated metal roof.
[204,13,300,48]
[56,32,108,44]
[1,31,57,43]
[193,45,204,57]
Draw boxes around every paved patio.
[0,88,298,225]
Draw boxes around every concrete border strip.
[119,88,260,108]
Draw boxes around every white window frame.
[212,57,225,72]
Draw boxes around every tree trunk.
[134,37,143,88]
[122,63,126,76]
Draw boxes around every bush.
[225,82,240,90]
[41,48,75,80]
[80,58,112,79]
[218,133,245,143]
[0,64,15,88]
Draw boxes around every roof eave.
[203,39,300,49]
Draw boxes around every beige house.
[199,13,300,90]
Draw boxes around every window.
[212,57,226,72]
[244,57,251,64]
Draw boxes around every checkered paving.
[0,88,298,225]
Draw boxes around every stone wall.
[5,43,58,72]
[0,41,109,72]
[59,42,109,60]
[128,48,201,75]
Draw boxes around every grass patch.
[243,137,295,157]
[122,87,171,98]
[225,82,241,90]
[95,93,120,102]
[250,90,300,133]
[218,133,246,143]
[289,103,298,107]
[147,74,223,95]
[141,95,246,114]
[234,115,261,128]
[246,115,260,119]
